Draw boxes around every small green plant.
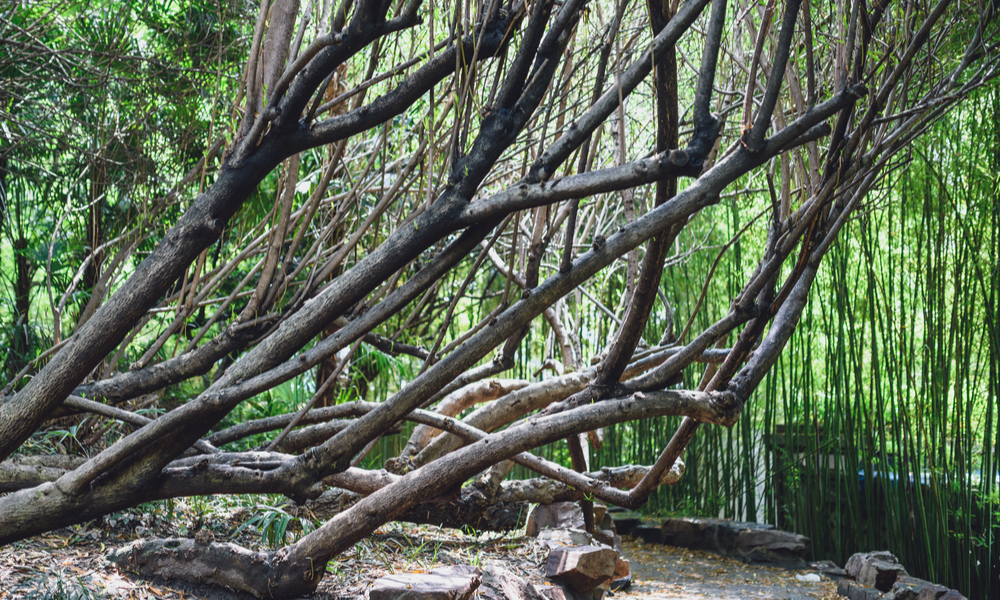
[19,576,95,600]
[232,503,317,548]
[357,538,397,573]
[395,534,432,572]
[25,426,87,456]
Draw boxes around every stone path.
[618,539,841,600]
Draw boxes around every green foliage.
[591,85,1000,598]
[0,0,250,387]
[20,427,88,458]
[16,578,96,600]
[232,501,317,549]
[216,375,316,450]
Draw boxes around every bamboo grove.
[593,91,1000,597]
[1,0,998,596]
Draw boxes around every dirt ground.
[0,521,842,599]
[620,539,841,600]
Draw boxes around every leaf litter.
[1,511,841,599]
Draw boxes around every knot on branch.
[687,113,723,166]
[709,390,744,427]
[668,149,689,166]
[384,456,415,475]
[846,82,869,99]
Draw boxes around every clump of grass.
[231,500,318,548]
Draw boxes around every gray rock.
[837,580,883,600]
[478,566,545,600]
[739,546,810,570]
[369,570,481,600]
[886,587,920,600]
[631,524,664,544]
[546,545,619,592]
[845,551,900,579]
[431,565,482,577]
[660,517,778,556]
[591,528,618,549]
[538,527,598,548]
[659,517,709,548]
[915,583,951,600]
[591,503,607,526]
[609,512,641,536]
[858,559,907,592]
[733,528,809,555]
[870,573,965,600]
[527,502,585,537]
[810,560,851,581]
[851,586,885,600]
[715,520,775,553]
[884,575,924,600]
[533,584,605,600]
[658,517,811,569]
[732,527,810,569]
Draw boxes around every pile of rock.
[366,505,969,599]
[528,501,632,597]
[368,563,609,600]
[836,551,967,600]
[366,501,628,599]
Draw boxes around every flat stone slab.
[661,517,774,552]
[538,527,598,548]
[658,517,809,568]
[369,571,480,600]
[732,527,810,569]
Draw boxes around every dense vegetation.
[1,0,997,596]
[596,93,1000,597]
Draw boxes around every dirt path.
[618,539,840,600]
